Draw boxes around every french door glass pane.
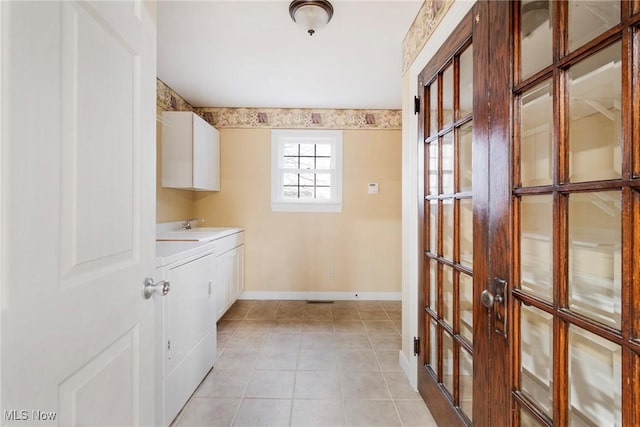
[459,46,473,117]
[568,1,621,52]
[459,273,473,343]
[568,325,622,426]
[430,81,439,136]
[521,409,543,427]
[460,198,473,268]
[521,80,552,186]
[460,347,473,419]
[568,191,622,329]
[443,332,454,395]
[459,122,473,192]
[429,141,439,195]
[429,200,438,253]
[520,0,552,80]
[443,265,454,326]
[442,133,454,194]
[429,319,438,375]
[442,199,454,260]
[569,42,622,183]
[443,64,454,127]
[429,259,438,309]
[520,304,553,418]
[520,195,553,301]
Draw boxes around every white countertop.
[156,227,243,242]
[155,241,216,268]
[155,224,244,267]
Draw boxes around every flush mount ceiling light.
[289,0,334,36]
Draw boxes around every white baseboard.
[399,349,417,391]
[238,291,401,301]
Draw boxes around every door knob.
[143,277,170,299]
[483,278,508,335]
[481,277,507,308]
[481,289,503,308]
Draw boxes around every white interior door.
[1,1,157,425]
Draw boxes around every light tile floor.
[172,300,438,427]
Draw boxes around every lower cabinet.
[215,232,245,321]
[157,249,217,427]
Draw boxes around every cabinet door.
[228,249,238,303]
[164,252,216,375]
[161,112,195,188]
[162,111,220,191]
[230,245,245,301]
[210,125,220,190]
[237,245,245,297]
[215,252,231,320]
[192,114,220,191]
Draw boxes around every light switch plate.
[368,182,378,194]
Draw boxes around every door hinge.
[167,340,171,350]
[414,96,420,115]
[413,336,420,356]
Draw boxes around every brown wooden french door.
[418,1,640,426]
[416,7,494,426]
[512,0,640,426]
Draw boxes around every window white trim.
[271,129,343,213]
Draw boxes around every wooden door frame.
[479,1,513,426]
[470,2,492,425]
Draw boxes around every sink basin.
[156,227,240,242]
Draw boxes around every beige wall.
[192,128,402,294]
[156,105,194,223]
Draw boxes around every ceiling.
[157,1,422,110]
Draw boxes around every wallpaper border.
[402,0,454,73]
[158,79,401,130]
[196,107,401,130]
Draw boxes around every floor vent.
[306,300,335,304]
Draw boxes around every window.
[271,129,343,212]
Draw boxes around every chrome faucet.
[181,217,204,230]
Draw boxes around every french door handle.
[482,277,508,336]
[481,289,502,308]
[481,278,507,309]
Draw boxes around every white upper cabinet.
[161,111,220,191]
